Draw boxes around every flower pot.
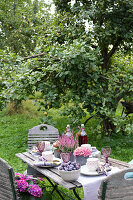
[75,155,89,166]
[19,190,52,200]
[70,152,75,162]
[19,193,40,200]
[54,148,61,158]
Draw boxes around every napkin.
[34,161,45,167]
[34,161,55,167]
[34,160,61,167]
[96,162,111,175]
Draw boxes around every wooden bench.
[0,157,19,200]
[28,124,59,150]
[98,167,133,200]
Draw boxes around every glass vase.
[61,152,71,163]
[37,141,45,156]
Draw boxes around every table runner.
[77,166,120,200]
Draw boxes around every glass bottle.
[79,124,87,146]
[66,124,72,137]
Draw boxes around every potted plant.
[58,133,78,162]
[73,147,92,165]
[53,140,61,158]
[15,173,52,200]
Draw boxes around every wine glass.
[102,146,111,165]
[37,141,45,155]
[61,152,71,163]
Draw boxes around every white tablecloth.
[77,166,120,200]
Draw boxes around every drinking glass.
[37,141,45,155]
[61,152,71,163]
[102,146,111,164]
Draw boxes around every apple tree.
[31,0,133,135]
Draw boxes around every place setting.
[31,141,62,168]
[80,146,111,176]
[30,141,52,156]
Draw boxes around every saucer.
[80,165,104,176]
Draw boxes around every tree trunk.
[11,100,22,113]
[102,117,116,136]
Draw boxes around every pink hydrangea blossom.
[15,173,45,198]
[73,147,92,157]
[16,180,29,192]
[15,172,33,181]
[28,184,42,198]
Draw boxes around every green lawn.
[0,100,133,199]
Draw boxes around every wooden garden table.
[16,152,130,200]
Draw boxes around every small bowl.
[59,169,80,182]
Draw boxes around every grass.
[0,100,133,199]
[0,100,43,172]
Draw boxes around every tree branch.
[24,52,60,61]
[99,75,122,84]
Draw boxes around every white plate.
[80,165,104,176]
[31,151,41,157]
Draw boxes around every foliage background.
[0,0,133,169]
[1,0,133,136]
[1,1,133,199]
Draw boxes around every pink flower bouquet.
[73,147,92,157]
[58,133,78,152]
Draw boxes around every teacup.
[44,141,51,151]
[86,158,99,172]
[42,151,54,162]
[81,144,91,150]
